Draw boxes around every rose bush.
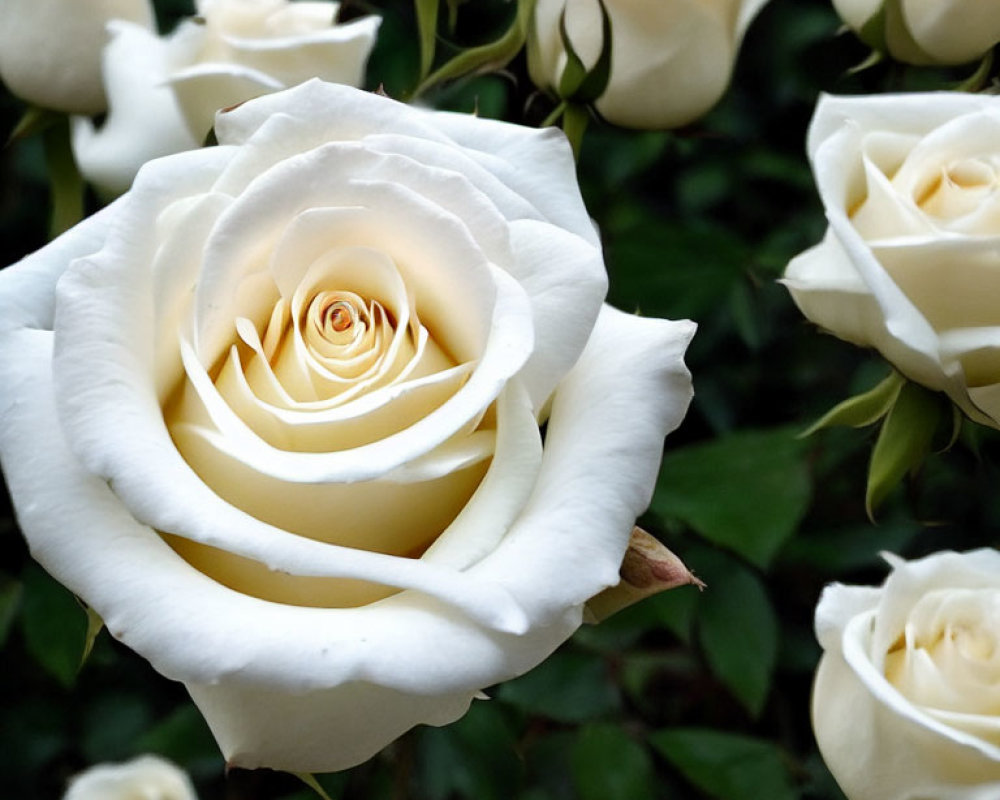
[832,0,1000,66]
[783,93,1000,428]
[64,755,197,800]
[0,80,694,772]
[812,549,1000,800]
[0,0,153,114]
[527,0,770,129]
[72,0,380,196]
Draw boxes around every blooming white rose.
[0,0,153,114]
[0,80,694,773]
[783,93,1000,428]
[72,0,381,196]
[63,755,197,800]
[812,549,1000,800]
[526,0,770,129]
[833,0,1000,65]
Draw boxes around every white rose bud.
[812,549,1000,800]
[72,0,381,196]
[833,0,1000,65]
[63,755,197,800]
[783,93,1000,429]
[0,0,153,114]
[527,0,770,129]
[0,80,695,773]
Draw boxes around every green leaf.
[571,724,655,800]
[0,574,23,649]
[650,728,797,800]
[694,551,778,717]
[800,370,903,436]
[414,0,440,79]
[652,427,811,568]
[497,652,620,723]
[866,380,945,517]
[82,693,154,762]
[417,702,521,800]
[136,703,217,766]
[606,220,749,322]
[19,564,87,688]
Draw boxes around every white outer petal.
[72,21,201,199]
[0,0,153,114]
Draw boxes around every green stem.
[42,115,84,238]
[562,103,589,160]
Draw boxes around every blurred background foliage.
[1,0,998,797]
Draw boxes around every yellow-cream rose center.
[162,255,493,608]
[913,158,998,221]
[883,589,1000,743]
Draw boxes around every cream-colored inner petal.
[163,241,496,608]
[884,588,1000,738]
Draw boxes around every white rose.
[527,0,770,130]
[783,93,1000,428]
[0,0,153,114]
[72,0,380,197]
[832,0,1000,65]
[0,80,695,773]
[812,549,1000,800]
[63,755,197,800]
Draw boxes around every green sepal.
[294,772,335,800]
[800,370,904,437]
[856,2,887,52]
[556,0,612,103]
[846,48,884,75]
[413,0,535,97]
[6,106,60,146]
[865,380,945,519]
[79,603,104,667]
[415,0,441,80]
[445,0,463,31]
[955,49,994,92]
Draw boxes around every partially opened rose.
[73,0,381,196]
[812,550,1000,800]
[527,0,771,129]
[783,93,1000,429]
[0,80,695,772]
[833,0,1000,66]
